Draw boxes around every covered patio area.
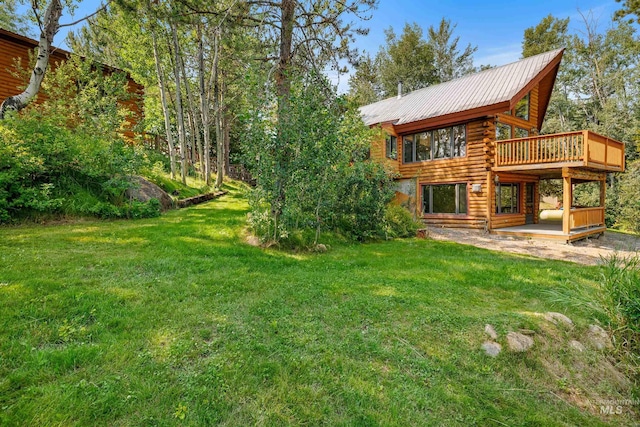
[492,221,606,243]
[489,130,625,243]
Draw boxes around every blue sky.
[26,0,623,91]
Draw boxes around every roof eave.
[508,49,564,129]
[392,101,510,134]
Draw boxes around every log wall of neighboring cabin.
[0,29,143,140]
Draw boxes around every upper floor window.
[386,135,397,160]
[515,93,530,121]
[496,122,511,141]
[496,123,530,140]
[514,127,529,138]
[403,124,466,163]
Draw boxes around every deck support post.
[562,168,572,235]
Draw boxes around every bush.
[618,161,640,233]
[546,253,640,369]
[244,72,395,243]
[384,204,422,238]
[0,114,151,223]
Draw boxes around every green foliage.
[0,49,172,222]
[0,113,162,222]
[427,18,477,82]
[615,0,640,24]
[0,0,32,37]
[618,161,640,232]
[384,204,421,238]
[0,188,635,425]
[347,54,379,106]
[244,73,394,243]
[548,252,640,371]
[522,15,569,58]
[376,23,438,97]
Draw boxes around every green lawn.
[0,182,635,426]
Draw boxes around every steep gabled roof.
[359,48,563,132]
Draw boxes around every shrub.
[244,72,395,243]
[618,161,640,233]
[384,204,422,238]
[546,253,640,369]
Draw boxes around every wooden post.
[600,177,606,207]
[486,171,493,231]
[562,171,571,235]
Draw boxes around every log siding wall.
[370,84,544,230]
[0,29,143,138]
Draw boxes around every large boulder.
[125,176,174,212]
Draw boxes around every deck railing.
[495,130,624,171]
[570,207,605,229]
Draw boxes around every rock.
[484,324,498,340]
[586,324,612,350]
[506,332,534,352]
[315,244,327,253]
[544,312,574,326]
[569,340,585,352]
[481,341,501,357]
[125,176,174,211]
[246,235,261,247]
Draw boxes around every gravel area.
[427,227,640,265]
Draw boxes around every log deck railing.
[569,207,605,230]
[495,130,625,171]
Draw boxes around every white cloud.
[474,43,522,68]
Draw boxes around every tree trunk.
[171,22,187,185]
[179,52,205,180]
[212,28,224,188]
[0,0,63,119]
[270,0,296,238]
[197,23,212,186]
[151,29,177,180]
[223,114,231,175]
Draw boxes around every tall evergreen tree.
[375,23,437,97]
[427,18,476,83]
[0,0,32,36]
[347,53,379,105]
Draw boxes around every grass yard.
[0,182,636,426]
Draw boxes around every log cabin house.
[0,27,143,139]
[361,49,625,242]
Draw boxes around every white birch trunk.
[151,30,177,180]
[171,23,187,185]
[213,29,224,189]
[198,24,212,186]
[0,0,63,119]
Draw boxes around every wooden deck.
[491,222,606,243]
[493,130,625,173]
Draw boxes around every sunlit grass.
[0,182,635,426]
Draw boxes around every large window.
[496,183,519,214]
[386,135,397,159]
[422,183,468,215]
[403,125,466,163]
[496,122,512,141]
[514,127,529,138]
[515,93,530,121]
